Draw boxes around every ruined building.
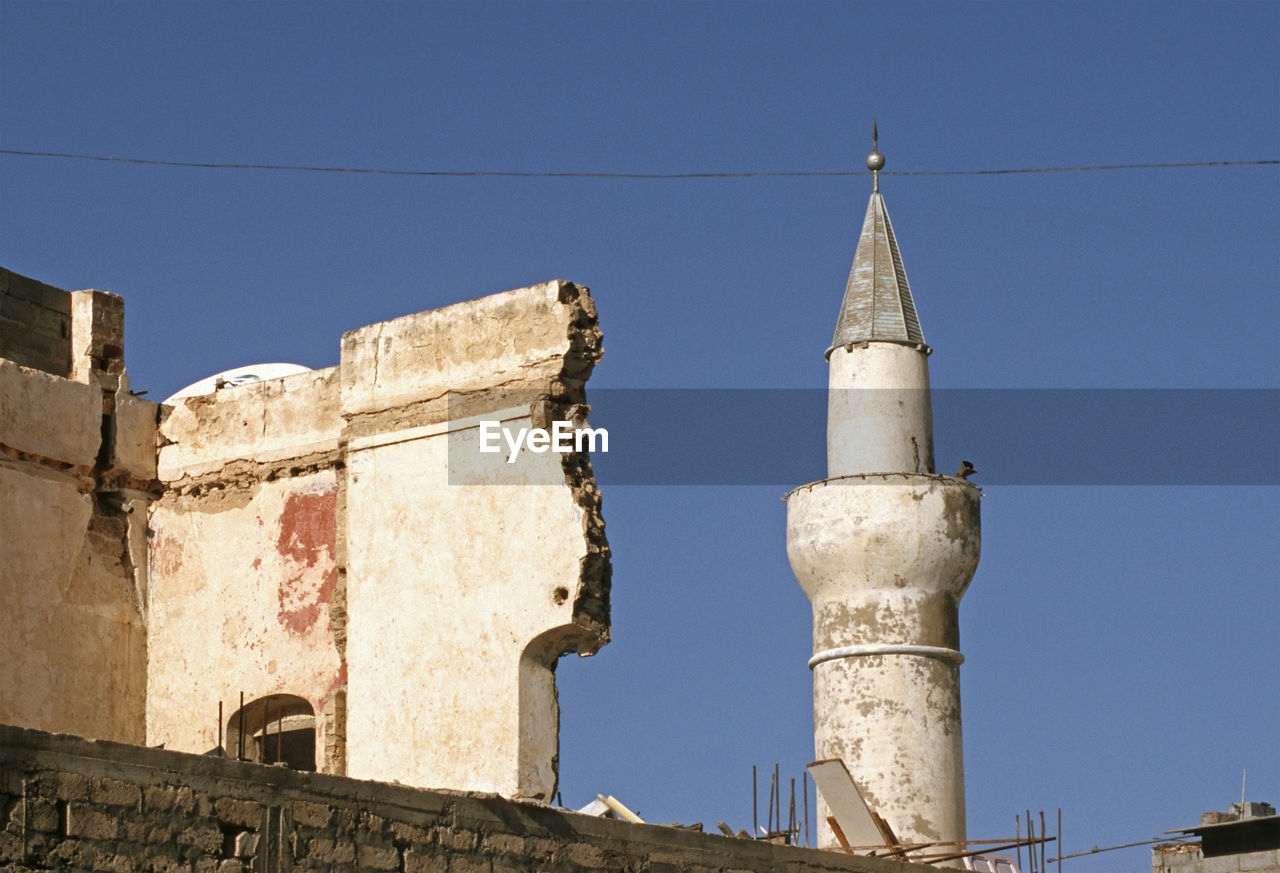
[0,268,609,804]
[1,139,981,872]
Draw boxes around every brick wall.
[0,724,920,873]
[0,268,72,378]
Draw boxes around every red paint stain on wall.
[276,481,338,635]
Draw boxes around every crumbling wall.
[341,280,610,801]
[147,368,346,770]
[0,273,156,744]
[148,280,611,800]
[0,723,916,873]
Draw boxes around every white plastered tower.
[786,132,982,849]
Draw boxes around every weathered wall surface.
[148,368,346,769]
[0,723,923,873]
[787,474,980,850]
[342,280,610,801]
[148,280,610,800]
[0,275,157,746]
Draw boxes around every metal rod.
[217,700,223,752]
[752,766,758,839]
[237,691,244,761]
[783,778,793,839]
[1040,811,1047,873]
[1049,837,1176,863]
[1016,814,1022,872]
[1027,811,1036,873]
[277,705,283,765]
[1057,808,1062,873]
[803,771,809,847]
[774,764,781,835]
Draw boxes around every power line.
[1,148,1276,179]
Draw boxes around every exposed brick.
[481,832,524,856]
[360,810,388,832]
[91,777,142,808]
[54,773,89,801]
[175,823,222,855]
[390,820,432,845]
[358,843,400,870]
[290,800,331,828]
[214,797,261,829]
[566,842,606,868]
[145,785,195,813]
[522,836,558,861]
[306,837,355,864]
[449,856,492,873]
[403,847,448,873]
[438,827,478,852]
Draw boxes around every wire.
[1,148,1276,179]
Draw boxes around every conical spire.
[825,128,928,359]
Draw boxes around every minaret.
[786,128,981,850]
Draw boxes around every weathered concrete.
[0,275,158,747]
[5,267,611,806]
[343,280,609,801]
[787,474,980,847]
[146,279,610,800]
[827,344,934,477]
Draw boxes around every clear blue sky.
[3,2,1276,870]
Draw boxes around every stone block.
[290,800,332,828]
[91,776,141,807]
[448,857,493,873]
[566,843,608,868]
[69,807,119,840]
[113,393,158,479]
[175,823,222,855]
[438,828,478,852]
[4,269,71,312]
[144,785,195,814]
[55,773,89,801]
[357,843,400,870]
[390,821,432,845]
[214,797,261,829]
[0,359,100,465]
[403,847,448,873]
[481,832,524,856]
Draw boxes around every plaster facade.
[0,269,157,747]
[1,268,610,808]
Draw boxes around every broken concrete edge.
[547,281,611,654]
[0,722,930,873]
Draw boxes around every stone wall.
[0,270,158,746]
[0,268,71,377]
[0,723,923,873]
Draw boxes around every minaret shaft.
[786,133,980,854]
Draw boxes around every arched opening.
[225,694,316,771]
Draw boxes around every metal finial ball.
[866,151,885,172]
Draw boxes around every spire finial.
[866,120,885,193]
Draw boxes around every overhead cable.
[0,149,1276,179]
